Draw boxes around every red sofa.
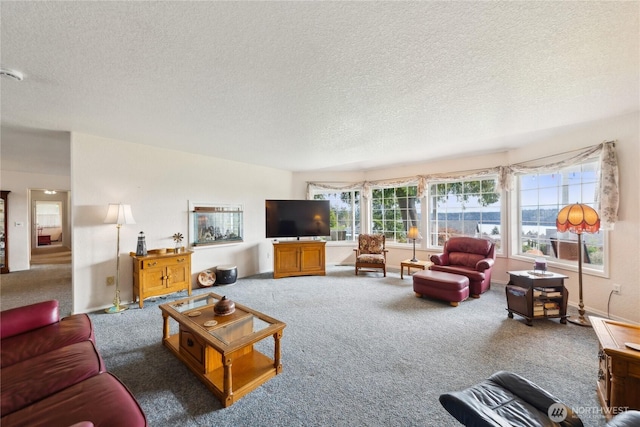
[430,237,496,298]
[0,300,147,427]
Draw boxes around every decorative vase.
[214,296,235,316]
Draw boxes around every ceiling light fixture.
[0,68,24,81]
[44,190,57,195]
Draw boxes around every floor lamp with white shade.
[556,202,600,327]
[104,203,136,314]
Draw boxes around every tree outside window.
[313,191,360,241]
[428,178,501,250]
[371,185,420,244]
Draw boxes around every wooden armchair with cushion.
[354,234,387,277]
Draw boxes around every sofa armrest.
[0,300,60,339]
[489,371,583,427]
[476,258,495,271]
[430,253,448,266]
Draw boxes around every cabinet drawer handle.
[177,258,186,262]
[187,338,194,347]
[147,261,158,267]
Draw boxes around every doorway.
[35,200,63,247]
[30,190,71,265]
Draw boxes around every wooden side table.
[590,316,640,418]
[505,270,568,326]
[400,259,432,279]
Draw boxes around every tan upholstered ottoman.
[413,270,470,307]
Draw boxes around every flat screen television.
[265,199,330,239]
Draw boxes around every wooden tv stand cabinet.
[272,240,326,279]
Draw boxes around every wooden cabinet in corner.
[272,241,326,279]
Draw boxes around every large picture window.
[313,191,360,241]
[428,178,501,250]
[517,161,603,270]
[370,185,420,244]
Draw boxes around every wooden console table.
[590,316,640,419]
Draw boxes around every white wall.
[71,133,292,313]
[293,113,640,324]
[0,171,71,271]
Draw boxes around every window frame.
[369,183,421,247]
[311,189,361,243]
[509,160,609,277]
[425,176,503,254]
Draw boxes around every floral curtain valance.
[501,141,618,229]
[307,140,618,229]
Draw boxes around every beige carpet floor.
[1,247,72,315]
[30,245,72,264]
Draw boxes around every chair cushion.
[0,373,147,427]
[430,265,486,282]
[446,237,493,256]
[1,341,105,416]
[439,371,584,427]
[0,300,60,340]
[359,234,384,254]
[449,252,486,269]
[1,314,94,368]
[357,254,385,264]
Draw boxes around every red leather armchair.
[430,237,496,298]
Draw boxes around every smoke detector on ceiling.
[0,68,24,81]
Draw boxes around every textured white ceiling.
[1,1,638,172]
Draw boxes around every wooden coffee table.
[400,259,432,279]
[159,293,286,407]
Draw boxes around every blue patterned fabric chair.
[354,234,387,277]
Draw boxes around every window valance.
[307,141,618,229]
[500,141,618,229]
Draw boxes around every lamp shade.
[556,203,600,234]
[104,203,136,225]
[408,226,419,239]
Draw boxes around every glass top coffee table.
[159,293,286,407]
